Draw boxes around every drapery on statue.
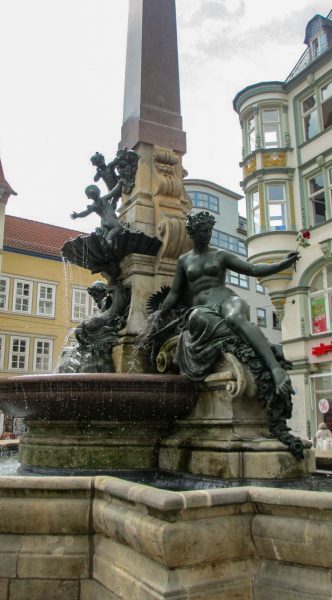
[144,210,304,458]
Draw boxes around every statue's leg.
[222,297,293,397]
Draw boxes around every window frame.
[256,280,265,294]
[187,191,220,214]
[71,287,90,322]
[266,182,287,231]
[36,283,56,318]
[257,308,267,327]
[226,270,249,289]
[0,276,10,311]
[9,336,30,371]
[33,338,53,372]
[307,170,327,226]
[309,265,332,335]
[262,107,281,149]
[211,229,247,256]
[302,92,319,141]
[272,312,281,330]
[12,279,33,314]
[249,188,261,235]
[0,335,5,369]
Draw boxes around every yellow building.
[0,214,98,377]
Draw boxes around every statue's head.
[85,185,100,200]
[90,152,105,168]
[319,422,328,430]
[186,211,216,238]
[87,281,107,302]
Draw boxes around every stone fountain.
[0,1,331,599]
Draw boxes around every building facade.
[233,11,332,440]
[184,179,282,345]
[0,215,98,379]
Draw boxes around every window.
[211,229,247,255]
[0,277,10,311]
[309,265,332,334]
[302,94,319,140]
[9,336,29,370]
[250,189,261,235]
[238,216,247,232]
[262,108,281,148]
[37,283,56,317]
[247,114,256,153]
[256,280,265,294]
[301,80,332,141]
[257,308,267,327]
[33,339,53,372]
[309,172,326,225]
[187,191,219,213]
[329,168,332,204]
[72,288,90,321]
[311,33,326,59]
[321,80,332,130]
[13,279,33,313]
[267,184,286,231]
[0,335,5,369]
[226,271,249,289]
[273,312,281,330]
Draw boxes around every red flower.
[302,230,311,240]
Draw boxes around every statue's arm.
[160,257,186,315]
[223,250,299,277]
[70,205,95,220]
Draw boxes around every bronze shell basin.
[0,373,197,421]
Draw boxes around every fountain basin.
[0,373,196,420]
[0,373,197,470]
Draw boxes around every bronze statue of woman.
[159,211,299,396]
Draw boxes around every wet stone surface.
[1,455,332,492]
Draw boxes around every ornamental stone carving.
[263,152,286,167]
[153,150,183,198]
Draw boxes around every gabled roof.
[4,215,84,259]
[0,160,17,199]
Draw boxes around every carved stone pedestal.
[159,355,315,479]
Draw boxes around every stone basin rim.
[0,372,197,420]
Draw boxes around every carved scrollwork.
[157,216,192,260]
[153,150,183,198]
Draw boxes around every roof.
[0,160,17,199]
[4,215,85,259]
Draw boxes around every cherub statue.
[71,184,123,248]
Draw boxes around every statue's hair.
[87,280,107,297]
[85,184,100,197]
[186,211,216,236]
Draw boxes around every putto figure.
[71,184,123,247]
[159,210,299,396]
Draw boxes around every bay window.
[267,183,287,231]
[262,108,281,148]
[250,189,261,234]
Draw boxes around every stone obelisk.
[113,0,191,372]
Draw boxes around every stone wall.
[0,476,331,599]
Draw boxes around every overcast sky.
[1,0,331,232]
